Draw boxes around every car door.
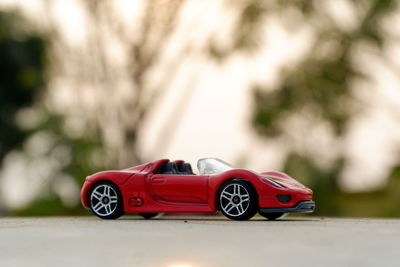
[149,174,209,203]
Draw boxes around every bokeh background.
[0,0,400,217]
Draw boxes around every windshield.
[197,158,232,175]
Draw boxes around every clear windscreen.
[197,158,232,175]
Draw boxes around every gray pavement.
[0,215,399,267]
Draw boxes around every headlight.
[263,177,285,189]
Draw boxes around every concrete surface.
[0,215,399,267]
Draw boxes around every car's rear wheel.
[89,181,124,219]
[139,213,159,219]
[259,211,285,220]
[218,180,258,220]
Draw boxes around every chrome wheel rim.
[220,183,250,217]
[90,184,118,216]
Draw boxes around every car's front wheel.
[218,180,258,220]
[89,181,124,219]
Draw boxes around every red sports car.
[81,158,315,220]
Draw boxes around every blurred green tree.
[0,10,48,215]
[3,0,193,216]
[0,10,104,216]
[3,0,191,215]
[0,11,46,162]
[221,0,400,216]
[45,0,188,168]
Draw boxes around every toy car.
[81,158,315,220]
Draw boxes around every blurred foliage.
[231,0,400,216]
[0,11,46,162]
[8,113,105,216]
[285,153,400,217]
[1,0,188,216]
[252,0,396,136]
[12,196,82,217]
[0,10,104,216]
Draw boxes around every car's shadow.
[117,215,321,222]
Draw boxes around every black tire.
[88,181,124,219]
[259,211,285,220]
[139,213,159,219]
[217,179,258,220]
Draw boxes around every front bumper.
[259,201,315,214]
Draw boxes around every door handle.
[152,177,165,184]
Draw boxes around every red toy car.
[81,158,315,220]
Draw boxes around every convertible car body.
[81,158,315,220]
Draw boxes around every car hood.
[261,171,311,192]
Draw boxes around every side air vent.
[276,194,291,203]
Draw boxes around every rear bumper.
[259,201,315,214]
[80,180,92,209]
